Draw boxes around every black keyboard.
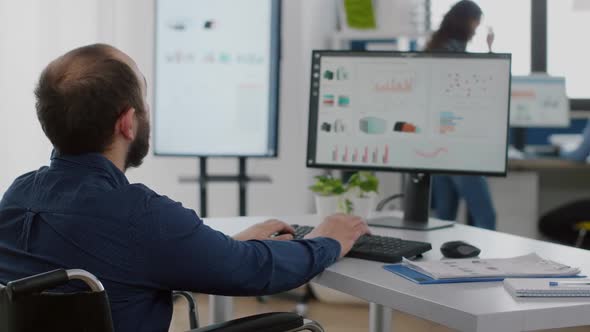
[291,225,432,264]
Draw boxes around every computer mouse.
[440,241,481,259]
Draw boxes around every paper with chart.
[313,55,511,174]
[402,253,580,280]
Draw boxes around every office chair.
[0,269,325,332]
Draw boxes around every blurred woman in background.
[425,0,497,230]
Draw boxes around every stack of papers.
[402,253,580,280]
[505,278,590,297]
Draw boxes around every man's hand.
[233,219,295,241]
[304,214,370,258]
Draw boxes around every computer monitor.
[510,75,569,128]
[306,51,512,230]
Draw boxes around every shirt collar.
[50,150,130,186]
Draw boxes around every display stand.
[368,173,454,231]
[179,157,271,217]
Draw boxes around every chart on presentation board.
[154,0,279,157]
[308,53,511,174]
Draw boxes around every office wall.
[0,1,53,194]
[0,0,342,218]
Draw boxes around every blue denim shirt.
[0,153,340,332]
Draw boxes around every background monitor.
[510,75,569,128]
[307,51,512,177]
[154,0,280,157]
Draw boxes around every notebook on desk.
[400,253,581,280]
[384,264,505,284]
[384,253,584,285]
[504,279,590,297]
[383,264,584,285]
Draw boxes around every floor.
[169,294,590,332]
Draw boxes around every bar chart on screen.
[330,144,391,165]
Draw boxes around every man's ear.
[116,107,137,141]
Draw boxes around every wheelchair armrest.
[189,312,303,332]
[5,269,68,301]
[5,269,104,302]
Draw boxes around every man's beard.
[125,112,150,169]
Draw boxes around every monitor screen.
[510,75,569,128]
[153,0,280,157]
[306,51,512,176]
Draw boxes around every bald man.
[0,44,369,331]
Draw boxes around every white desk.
[204,213,590,332]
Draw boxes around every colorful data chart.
[439,112,463,134]
[331,145,389,165]
[511,89,536,99]
[322,94,349,108]
[338,95,350,107]
[393,121,420,134]
[360,117,386,134]
[444,72,494,98]
[374,77,413,93]
[372,147,378,163]
[323,94,335,106]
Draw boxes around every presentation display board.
[154,0,280,157]
[510,75,569,128]
[307,51,512,176]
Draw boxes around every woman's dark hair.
[425,0,483,51]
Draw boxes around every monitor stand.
[368,173,454,231]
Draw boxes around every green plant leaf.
[309,174,346,195]
[346,171,379,195]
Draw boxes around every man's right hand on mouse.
[304,214,370,258]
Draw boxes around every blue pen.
[549,281,590,287]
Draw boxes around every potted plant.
[345,171,379,219]
[310,172,379,218]
[309,175,348,217]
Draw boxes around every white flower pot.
[347,193,375,219]
[314,194,347,217]
[314,193,375,219]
